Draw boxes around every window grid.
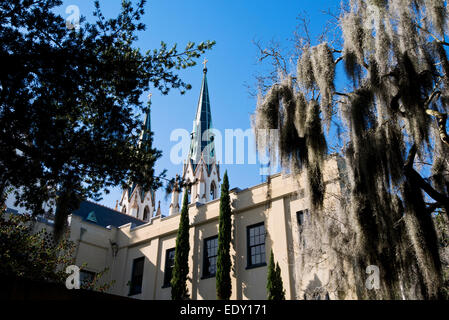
[203,236,218,278]
[247,223,266,268]
[129,257,144,296]
[163,248,176,288]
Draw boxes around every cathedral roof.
[72,200,146,229]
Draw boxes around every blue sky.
[8,0,342,215]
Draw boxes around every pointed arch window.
[210,181,217,201]
[186,186,192,204]
[143,206,150,221]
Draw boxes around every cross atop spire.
[202,58,208,73]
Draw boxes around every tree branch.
[426,109,449,147]
[404,144,449,206]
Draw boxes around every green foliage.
[267,250,285,300]
[0,0,215,238]
[171,190,190,300]
[0,207,75,283]
[216,171,232,300]
[80,266,116,292]
[0,207,115,291]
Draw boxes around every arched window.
[210,182,216,201]
[122,206,127,214]
[143,206,150,221]
[187,187,191,204]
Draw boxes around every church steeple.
[175,60,220,209]
[189,59,215,169]
[139,93,152,152]
[119,93,156,221]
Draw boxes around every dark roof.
[5,207,19,215]
[72,201,146,229]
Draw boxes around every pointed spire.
[189,61,215,169]
[139,93,152,151]
[129,93,153,199]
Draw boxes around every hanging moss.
[279,80,307,167]
[253,0,449,299]
[304,100,327,210]
[341,12,365,65]
[434,42,449,99]
[306,160,325,211]
[396,53,432,149]
[425,0,446,37]
[402,179,444,299]
[255,85,281,130]
[305,100,327,164]
[297,46,315,90]
[294,91,308,137]
[374,19,391,75]
[311,43,336,125]
[344,88,375,144]
[344,50,362,87]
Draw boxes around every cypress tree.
[171,189,190,300]
[267,250,285,300]
[216,171,232,300]
[275,262,286,300]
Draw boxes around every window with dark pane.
[297,210,304,226]
[163,248,176,287]
[187,188,191,204]
[203,236,218,278]
[297,209,309,227]
[210,182,216,201]
[247,223,266,268]
[129,257,145,296]
[143,206,150,221]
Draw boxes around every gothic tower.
[169,61,221,215]
[119,95,156,222]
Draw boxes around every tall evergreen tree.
[267,250,285,300]
[171,189,190,300]
[216,171,232,300]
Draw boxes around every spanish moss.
[253,0,449,299]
